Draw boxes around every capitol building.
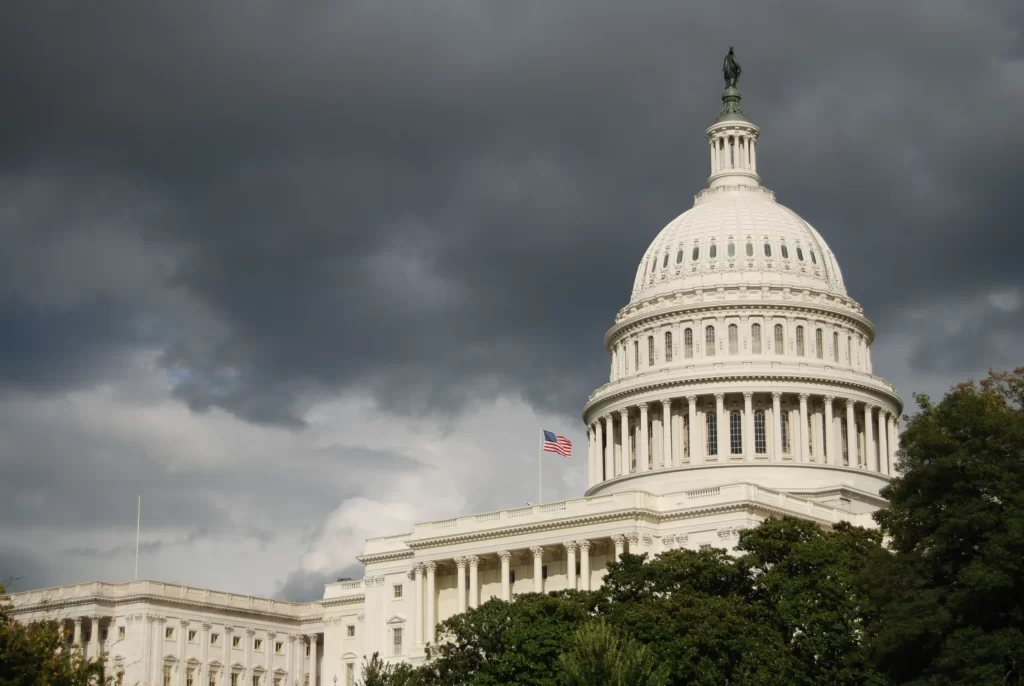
[7,64,903,686]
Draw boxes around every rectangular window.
[774,324,785,355]
[781,411,791,454]
[345,664,355,686]
[231,675,239,686]
[393,584,403,599]
[233,636,241,649]
[118,626,126,640]
[211,633,220,646]
[729,410,742,454]
[846,336,851,365]
[165,627,175,640]
[816,328,824,359]
[705,325,715,357]
[392,627,404,657]
[728,324,738,355]
[275,642,283,655]
[188,630,197,643]
[164,666,173,686]
[346,625,355,638]
[209,673,217,686]
[255,639,264,652]
[622,343,627,375]
[187,669,195,686]
[706,412,718,456]
[634,340,639,369]
[796,326,805,356]
[683,413,690,458]
[833,332,839,362]
[252,676,260,686]
[808,413,814,459]
[274,678,282,686]
[841,417,849,463]
[648,336,655,366]
[751,323,762,354]
[754,410,766,454]
[305,644,310,657]
[684,328,693,358]
[664,331,673,362]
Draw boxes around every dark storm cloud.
[2,0,1021,426]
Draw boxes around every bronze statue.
[723,47,741,88]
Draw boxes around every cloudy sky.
[1,0,1022,601]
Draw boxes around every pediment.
[231,662,245,671]
[341,652,359,660]
[385,614,406,626]
[208,661,222,669]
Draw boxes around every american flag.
[542,430,572,458]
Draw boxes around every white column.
[152,617,165,686]
[587,425,596,487]
[714,393,725,458]
[661,400,672,468]
[887,414,897,473]
[750,137,757,172]
[265,632,275,684]
[468,555,479,608]
[498,551,511,601]
[602,415,614,478]
[286,634,296,686]
[413,564,424,647]
[531,547,544,593]
[846,399,857,467]
[200,623,210,686]
[710,139,717,174]
[823,396,834,464]
[564,541,578,591]
[455,557,467,613]
[878,411,889,475]
[178,620,188,686]
[307,634,317,686]
[425,561,436,643]
[221,626,232,686]
[687,396,701,465]
[612,534,626,561]
[73,617,83,650]
[578,541,591,591]
[864,404,876,471]
[88,615,101,659]
[798,394,810,463]
[742,393,753,460]
[593,421,603,483]
[772,393,783,459]
[245,629,254,685]
[619,409,631,474]
[142,617,153,686]
[637,403,649,472]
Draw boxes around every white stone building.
[7,72,901,686]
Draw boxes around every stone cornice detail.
[355,549,415,565]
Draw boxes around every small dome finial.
[717,47,747,122]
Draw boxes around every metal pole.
[538,428,543,505]
[135,495,141,581]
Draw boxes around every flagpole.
[135,495,141,581]
[538,427,543,505]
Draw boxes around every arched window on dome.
[754,409,767,454]
[846,336,852,366]
[796,326,805,356]
[676,249,684,264]
[815,328,824,359]
[781,410,792,455]
[751,323,762,354]
[728,242,735,258]
[796,247,804,261]
[634,340,640,370]
[764,243,772,258]
[706,412,718,456]
[840,417,849,464]
[728,324,738,355]
[774,324,785,355]
[684,328,693,358]
[781,244,790,259]
[811,250,817,265]
[664,331,673,363]
[746,242,754,257]
[692,246,700,261]
[705,325,716,357]
[650,258,657,274]
[709,244,717,259]
[622,342,628,375]
[730,410,742,454]
[833,332,839,363]
[662,253,669,268]
[648,336,655,367]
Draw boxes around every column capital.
[610,533,626,545]
[73,617,84,626]
[305,633,317,642]
[202,622,212,631]
[562,541,578,552]
[454,556,467,568]
[798,393,809,401]
[411,562,424,574]
[743,392,753,400]
[287,635,296,643]
[424,560,436,572]
[846,398,856,408]
[497,550,511,562]
[466,554,479,566]
[618,407,629,417]
[864,403,877,411]
[824,395,834,403]
[661,398,672,408]
[179,618,191,627]
[266,631,277,640]
[636,402,648,411]
[576,539,592,551]
[714,392,724,402]
[771,391,782,400]
[245,628,256,637]
[602,414,612,422]
[89,613,102,621]
[529,546,544,559]
[625,532,639,545]
[224,625,234,634]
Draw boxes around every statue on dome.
[723,47,741,88]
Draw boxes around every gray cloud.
[0,0,1022,594]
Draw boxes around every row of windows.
[620,324,863,371]
[651,241,819,273]
[156,627,313,656]
[163,667,290,686]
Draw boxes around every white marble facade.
[6,79,902,685]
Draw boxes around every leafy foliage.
[357,651,425,686]
[871,368,1024,685]
[0,584,106,686]
[556,619,669,686]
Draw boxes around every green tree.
[357,651,425,686]
[421,591,596,685]
[871,368,1024,685]
[556,619,669,686]
[0,584,106,686]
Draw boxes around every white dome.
[630,185,846,305]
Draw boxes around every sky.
[1,0,1022,602]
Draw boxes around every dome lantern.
[706,48,761,189]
